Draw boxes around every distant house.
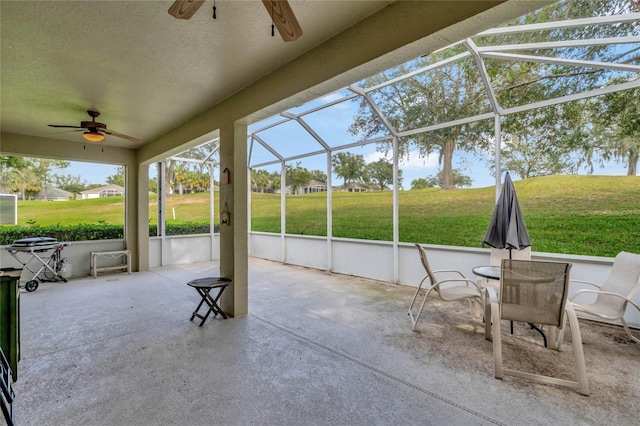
[334,182,372,193]
[80,184,125,199]
[297,179,327,195]
[275,187,292,195]
[169,184,218,195]
[37,187,73,201]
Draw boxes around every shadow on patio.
[13,258,639,425]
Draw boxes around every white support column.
[133,162,149,272]
[326,150,333,271]
[494,115,502,201]
[209,162,215,260]
[219,122,249,317]
[280,160,286,263]
[158,161,166,266]
[392,136,399,283]
[247,167,252,257]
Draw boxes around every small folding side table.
[187,277,231,326]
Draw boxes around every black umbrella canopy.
[483,172,531,251]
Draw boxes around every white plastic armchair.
[567,251,640,344]
[408,244,482,331]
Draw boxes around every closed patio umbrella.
[483,172,531,256]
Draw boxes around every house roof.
[38,187,73,199]
[345,182,370,189]
[303,179,327,187]
[80,184,125,195]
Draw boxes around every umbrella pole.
[509,247,514,334]
[508,248,548,346]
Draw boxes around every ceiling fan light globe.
[83,131,105,142]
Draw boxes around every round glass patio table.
[472,266,500,281]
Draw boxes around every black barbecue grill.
[4,237,69,292]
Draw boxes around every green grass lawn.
[14,193,218,227]
[16,196,127,225]
[251,175,640,257]
[7,175,640,257]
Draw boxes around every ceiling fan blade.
[48,129,84,136]
[168,0,205,19]
[48,124,83,129]
[101,128,141,143]
[262,0,303,42]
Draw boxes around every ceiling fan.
[48,110,141,143]
[168,0,303,42]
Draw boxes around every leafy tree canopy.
[348,0,640,188]
[332,152,366,187]
[286,163,312,194]
[364,158,402,190]
[424,169,473,188]
[107,166,125,187]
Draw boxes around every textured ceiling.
[1,1,392,148]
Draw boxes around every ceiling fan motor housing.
[81,121,106,129]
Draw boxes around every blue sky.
[246,92,633,190]
[65,161,119,186]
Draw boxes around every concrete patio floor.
[12,258,640,425]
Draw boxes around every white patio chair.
[408,244,482,331]
[564,251,640,344]
[488,259,589,395]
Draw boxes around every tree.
[0,155,35,195]
[54,174,88,195]
[149,177,158,193]
[365,159,402,190]
[0,155,29,170]
[269,172,281,192]
[492,113,577,179]
[425,169,473,188]
[162,140,218,196]
[286,163,312,194]
[592,86,640,175]
[164,158,176,197]
[31,159,70,200]
[349,52,494,190]
[191,168,211,192]
[349,0,639,189]
[251,169,271,192]
[310,169,327,183]
[11,168,39,199]
[24,184,40,200]
[251,169,282,193]
[499,136,575,180]
[106,166,125,187]
[410,178,429,190]
[0,156,27,190]
[173,164,188,194]
[332,152,366,188]
[489,0,640,174]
